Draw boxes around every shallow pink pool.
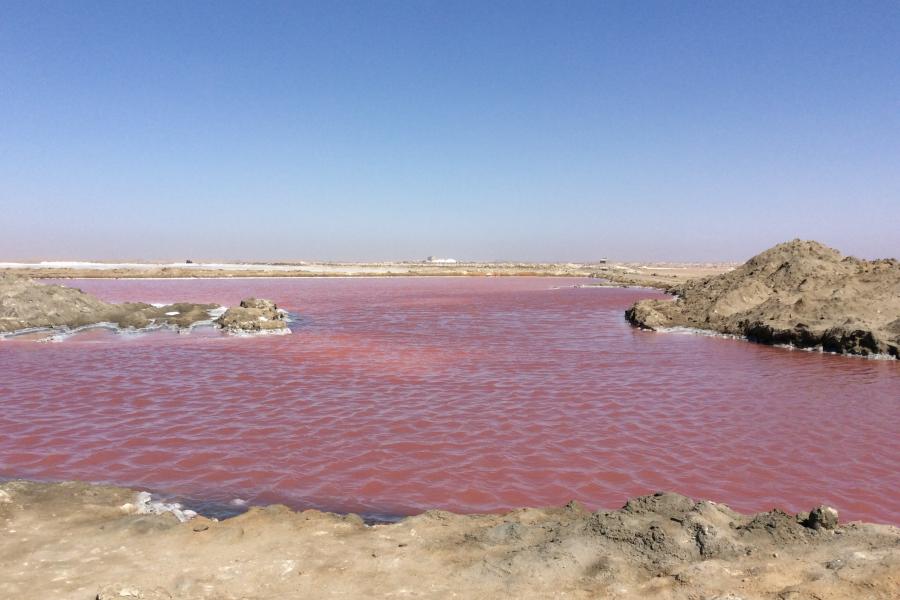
[1,277,898,523]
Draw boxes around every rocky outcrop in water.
[0,274,220,333]
[0,275,287,336]
[215,297,289,333]
[1,480,897,599]
[626,240,900,358]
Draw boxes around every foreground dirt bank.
[1,481,897,599]
[0,275,288,335]
[626,240,900,358]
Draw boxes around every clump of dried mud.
[626,240,900,358]
[0,274,288,335]
[216,298,289,333]
[1,481,897,599]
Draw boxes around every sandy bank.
[589,263,735,290]
[0,261,597,279]
[0,275,288,336]
[0,260,733,284]
[626,240,900,358]
[1,480,897,599]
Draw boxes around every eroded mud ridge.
[1,481,897,599]
[0,275,288,335]
[626,240,900,358]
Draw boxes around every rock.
[238,297,277,311]
[624,302,671,330]
[802,506,839,531]
[215,298,289,333]
[131,491,198,523]
[192,520,211,532]
[625,240,900,358]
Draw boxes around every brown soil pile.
[0,275,287,335]
[626,240,900,358]
[1,481,897,599]
[216,298,289,333]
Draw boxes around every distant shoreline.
[0,261,733,290]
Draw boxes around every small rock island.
[215,297,290,333]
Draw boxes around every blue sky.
[1,1,898,261]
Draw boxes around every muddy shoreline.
[0,275,289,337]
[2,480,898,599]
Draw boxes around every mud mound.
[626,240,900,358]
[0,276,286,335]
[1,482,897,599]
[216,297,289,333]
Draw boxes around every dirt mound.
[215,297,289,333]
[1,482,897,599]
[0,276,287,335]
[626,240,900,358]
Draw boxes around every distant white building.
[425,256,458,264]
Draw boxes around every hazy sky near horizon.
[1,1,898,262]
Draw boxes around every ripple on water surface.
[1,277,898,524]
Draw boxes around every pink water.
[1,277,898,523]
